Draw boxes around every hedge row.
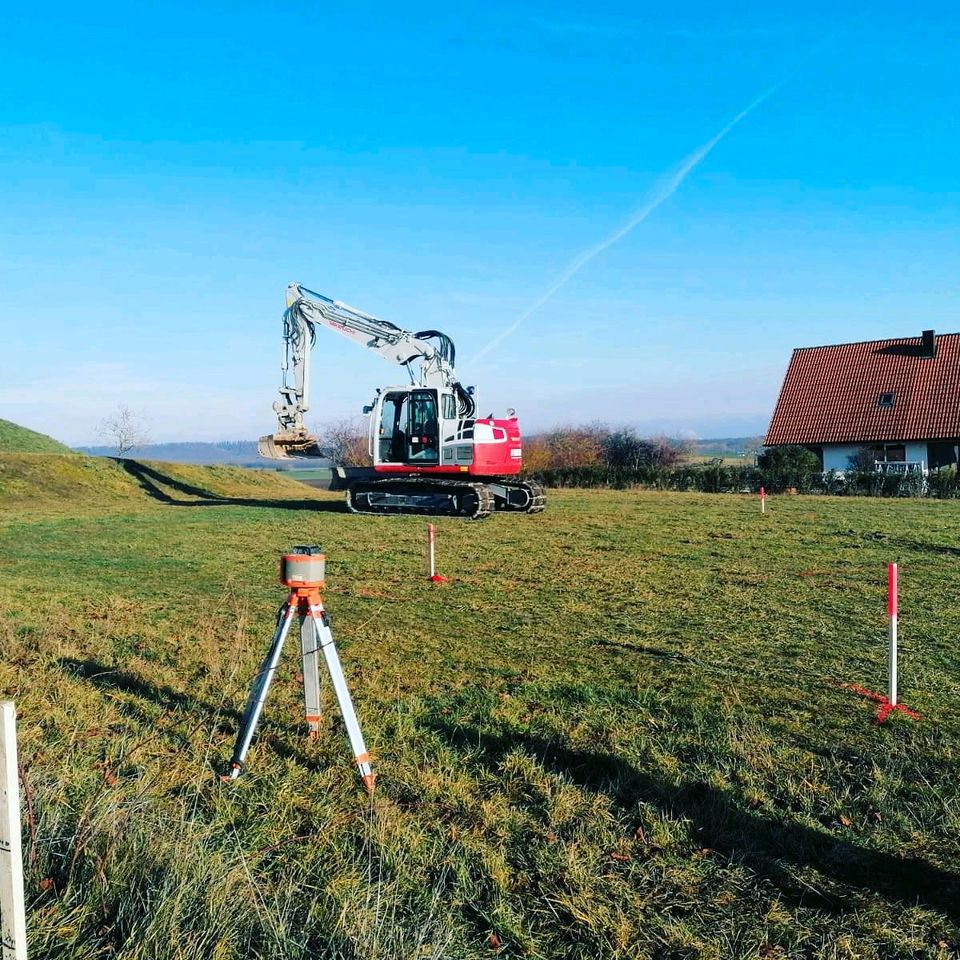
[532,464,960,498]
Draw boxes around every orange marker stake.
[760,485,766,514]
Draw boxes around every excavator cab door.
[406,389,440,463]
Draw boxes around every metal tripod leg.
[308,603,376,794]
[300,608,323,739]
[223,600,297,779]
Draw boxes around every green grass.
[0,418,75,455]
[2,454,960,958]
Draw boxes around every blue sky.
[1,2,958,444]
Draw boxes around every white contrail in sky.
[468,76,787,366]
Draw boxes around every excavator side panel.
[469,419,523,477]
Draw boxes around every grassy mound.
[0,418,74,454]
[0,452,332,513]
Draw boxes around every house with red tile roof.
[765,330,960,474]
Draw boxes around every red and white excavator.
[257,283,546,519]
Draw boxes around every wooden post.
[0,703,27,960]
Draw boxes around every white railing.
[874,461,924,475]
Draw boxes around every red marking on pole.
[887,562,898,617]
[844,683,919,724]
[760,486,765,499]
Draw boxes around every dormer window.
[878,391,895,408]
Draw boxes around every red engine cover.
[469,418,522,477]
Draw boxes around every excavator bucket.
[257,431,324,459]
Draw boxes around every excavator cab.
[375,388,440,466]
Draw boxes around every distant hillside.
[0,419,74,455]
[75,440,331,470]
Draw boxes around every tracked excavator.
[257,283,546,519]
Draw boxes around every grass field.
[2,451,960,959]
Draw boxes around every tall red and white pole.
[845,561,919,723]
[427,523,448,583]
[760,486,766,514]
[887,562,898,706]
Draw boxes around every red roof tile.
[765,333,960,445]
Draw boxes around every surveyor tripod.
[223,546,375,793]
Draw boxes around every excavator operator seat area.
[376,388,440,465]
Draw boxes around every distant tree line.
[534,441,960,499]
[310,416,956,498]
[311,419,697,472]
[522,423,696,472]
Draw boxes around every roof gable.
[765,333,960,446]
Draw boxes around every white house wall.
[822,442,928,472]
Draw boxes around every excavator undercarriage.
[341,474,545,520]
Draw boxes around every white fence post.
[0,703,27,960]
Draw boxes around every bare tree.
[602,427,653,469]
[98,405,151,457]
[314,417,370,466]
[542,422,609,468]
[848,445,879,472]
[646,433,684,468]
[742,437,764,463]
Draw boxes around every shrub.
[755,445,819,493]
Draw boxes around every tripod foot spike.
[220,762,244,783]
[362,772,376,795]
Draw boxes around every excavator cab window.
[407,389,439,463]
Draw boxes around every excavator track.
[346,477,495,520]
[488,478,547,514]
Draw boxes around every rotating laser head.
[280,544,325,589]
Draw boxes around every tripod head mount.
[281,544,325,590]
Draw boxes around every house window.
[883,444,906,462]
[878,391,895,408]
[870,443,905,463]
